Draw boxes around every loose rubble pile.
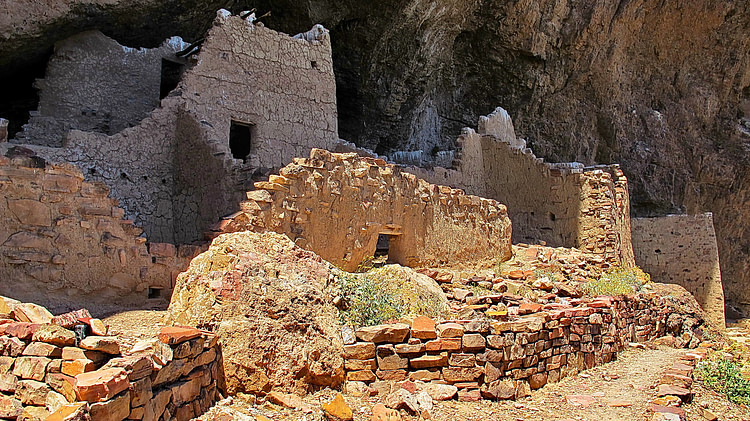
[0,297,223,420]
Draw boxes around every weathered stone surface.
[371,403,402,421]
[61,347,105,363]
[409,354,448,369]
[16,379,51,405]
[656,384,692,403]
[443,367,483,383]
[79,336,120,354]
[151,358,187,386]
[129,376,153,407]
[18,405,49,421]
[172,336,204,359]
[344,359,376,371]
[0,335,25,356]
[46,402,88,421]
[0,395,23,419]
[448,353,476,367]
[45,390,69,413]
[462,333,486,351]
[46,373,77,402]
[128,338,173,367]
[89,391,129,421]
[481,379,516,400]
[343,342,375,360]
[23,341,62,358]
[356,324,410,343]
[32,324,75,347]
[74,368,130,402]
[13,356,50,381]
[61,359,95,376]
[4,323,41,340]
[102,355,153,381]
[384,389,419,414]
[376,345,408,370]
[436,323,464,338]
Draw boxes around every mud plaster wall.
[14,31,188,147]
[406,108,634,267]
[5,12,338,245]
[214,149,513,272]
[0,156,200,314]
[631,214,725,329]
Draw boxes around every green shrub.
[696,358,750,405]
[582,265,650,296]
[337,273,405,328]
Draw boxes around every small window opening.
[160,58,185,99]
[549,212,556,221]
[311,61,318,68]
[229,120,254,162]
[373,234,392,267]
[148,287,162,299]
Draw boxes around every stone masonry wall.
[0,300,222,421]
[13,31,188,147]
[4,10,338,244]
[406,108,635,268]
[343,293,703,402]
[631,214,725,329]
[212,148,513,272]
[0,156,200,314]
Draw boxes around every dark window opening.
[549,212,556,221]
[311,61,318,68]
[654,249,661,254]
[0,49,52,140]
[375,234,390,257]
[229,120,254,162]
[160,58,185,99]
[148,287,162,299]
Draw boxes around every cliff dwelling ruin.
[0,6,742,421]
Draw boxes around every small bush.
[582,265,650,296]
[337,273,405,328]
[696,358,750,405]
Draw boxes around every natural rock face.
[165,231,345,395]
[2,1,749,309]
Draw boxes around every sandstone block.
[89,391,129,421]
[157,326,202,346]
[173,337,204,359]
[4,322,41,340]
[128,338,173,367]
[384,389,419,414]
[376,345,408,370]
[0,395,22,419]
[410,354,448,369]
[16,379,51,405]
[346,369,375,382]
[74,368,130,402]
[464,320,490,334]
[46,402,88,421]
[19,405,49,420]
[462,333,486,351]
[322,393,353,421]
[45,390,68,413]
[344,358,376,371]
[0,335,25,356]
[481,379,516,400]
[79,336,120,354]
[458,389,481,401]
[656,384,692,403]
[529,372,548,389]
[13,356,50,381]
[171,377,201,406]
[61,359,96,376]
[394,343,425,356]
[45,373,77,402]
[425,338,461,352]
[355,324,410,343]
[436,323,464,338]
[23,342,62,358]
[51,310,92,329]
[449,353,476,367]
[443,367,483,383]
[8,200,52,226]
[343,342,375,360]
[408,369,440,382]
[371,403,401,421]
[150,358,187,386]
[0,372,17,393]
[376,369,407,381]
[61,347,105,363]
[423,382,457,401]
[484,362,503,384]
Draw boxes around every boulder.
[32,325,75,347]
[322,393,353,421]
[165,232,344,395]
[356,324,410,343]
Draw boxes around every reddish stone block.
[158,326,202,345]
[74,368,130,402]
[412,316,437,340]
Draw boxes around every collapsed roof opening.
[160,58,186,99]
[229,120,254,162]
[0,50,50,140]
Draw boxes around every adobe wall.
[0,156,200,314]
[4,10,338,244]
[631,214,725,329]
[13,31,188,147]
[406,108,634,267]
[343,293,704,400]
[211,148,513,271]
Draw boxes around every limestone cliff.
[1,0,749,312]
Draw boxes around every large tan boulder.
[165,231,345,395]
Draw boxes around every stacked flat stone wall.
[343,294,702,401]
[0,305,222,421]
[0,156,200,314]
[632,214,725,329]
[406,107,634,267]
[4,10,338,245]
[211,148,513,271]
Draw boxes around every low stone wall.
[631,213,725,329]
[0,300,223,421]
[212,148,513,271]
[343,293,703,401]
[0,156,201,314]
